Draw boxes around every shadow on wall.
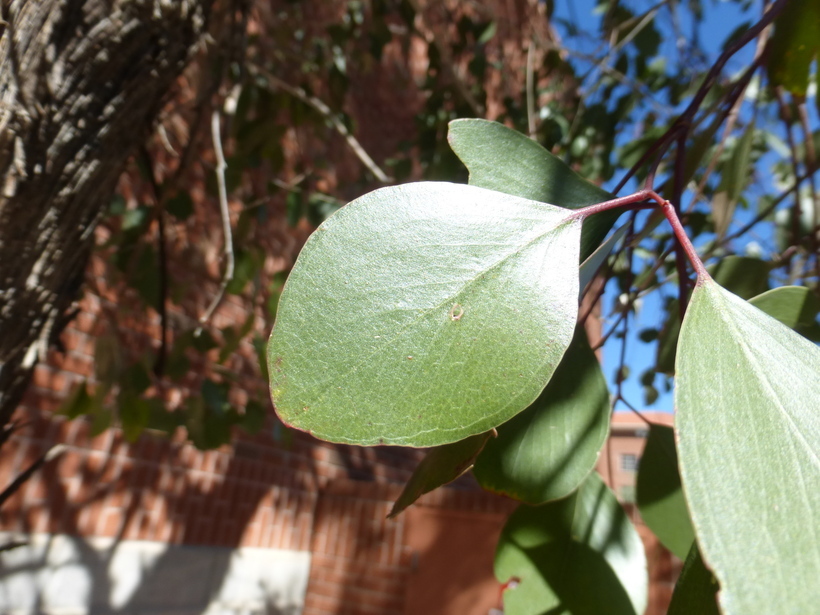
[0,531,304,615]
[0,400,434,615]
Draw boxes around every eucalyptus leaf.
[668,543,719,615]
[709,255,770,300]
[268,182,582,446]
[447,119,617,260]
[119,393,151,442]
[749,285,820,341]
[676,277,820,614]
[767,0,820,96]
[388,431,492,518]
[473,328,609,504]
[58,382,99,420]
[495,473,647,615]
[635,424,694,559]
[579,223,629,295]
[712,122,755,239]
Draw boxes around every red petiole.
[569,189,710,280]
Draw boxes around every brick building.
[0,312,679,615]
[0,2,680,613]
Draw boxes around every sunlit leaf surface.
[676,278,820,614]
[495,473,647,615]
[268,182,581,446]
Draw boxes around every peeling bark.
[0,0,213,425]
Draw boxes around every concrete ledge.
[0,532,310,615]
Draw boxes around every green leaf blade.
[447,119,618,260]
[676,278,820,614]
[495,473,647,615]
[668,544,719,615]
[635,424,694,560]
[388,432,492,518]
[749,285,820,341]
[473,329,609,504]
[268,182,582,447]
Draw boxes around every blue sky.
[550,0,763,412]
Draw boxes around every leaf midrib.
[278,214,581,405]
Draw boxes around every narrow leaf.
[579,223,629,295]
[668,543,719,615]
[388,431,492,518]
[268,182,582,446]
[676,277,820,614]
[473,329,609,504]
[447,118,617,260]
[495,473,647,615]
[635,424,694,559]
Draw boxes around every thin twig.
[0,445,65,509]
[672,134,691,320]
[196,111,235,334]
[716,172,811,248]
[616,0,786,195]
[526,40,536,138]
[251,68,392,183]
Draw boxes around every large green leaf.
[447,119,617,260]
[668,543,719,615]
[676,277,820,614]
[709,255,770,300]
[388,431,492,518]
[268,182,582,446]
[473,329,609,504]
[495,473,647,615]
[635,424,694,559]
[749,285,820,341]
[659,255,770,374]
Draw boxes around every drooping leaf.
[495,473,647,615]
[268,182,582,446]
[712,123,756,239]
[388,431,492,518]
[119,392,151,442]
[58,382,99,420]
[676,277,820,614]
[447,119,617,260]
[579,223,629,295]
[668,543,720,615]
[709,255,770,299]
[656,297,683,375]
[241,399,268,434]
[473,329,609,504]
[94,333,122,391]
[635,424,694,559]
[89,407,113,437]
[749,285,820,341]
[767,0,820,96]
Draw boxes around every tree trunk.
[0,0,213,426]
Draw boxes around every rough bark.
[0,0,213,425]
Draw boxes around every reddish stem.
[572,190,710,281]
